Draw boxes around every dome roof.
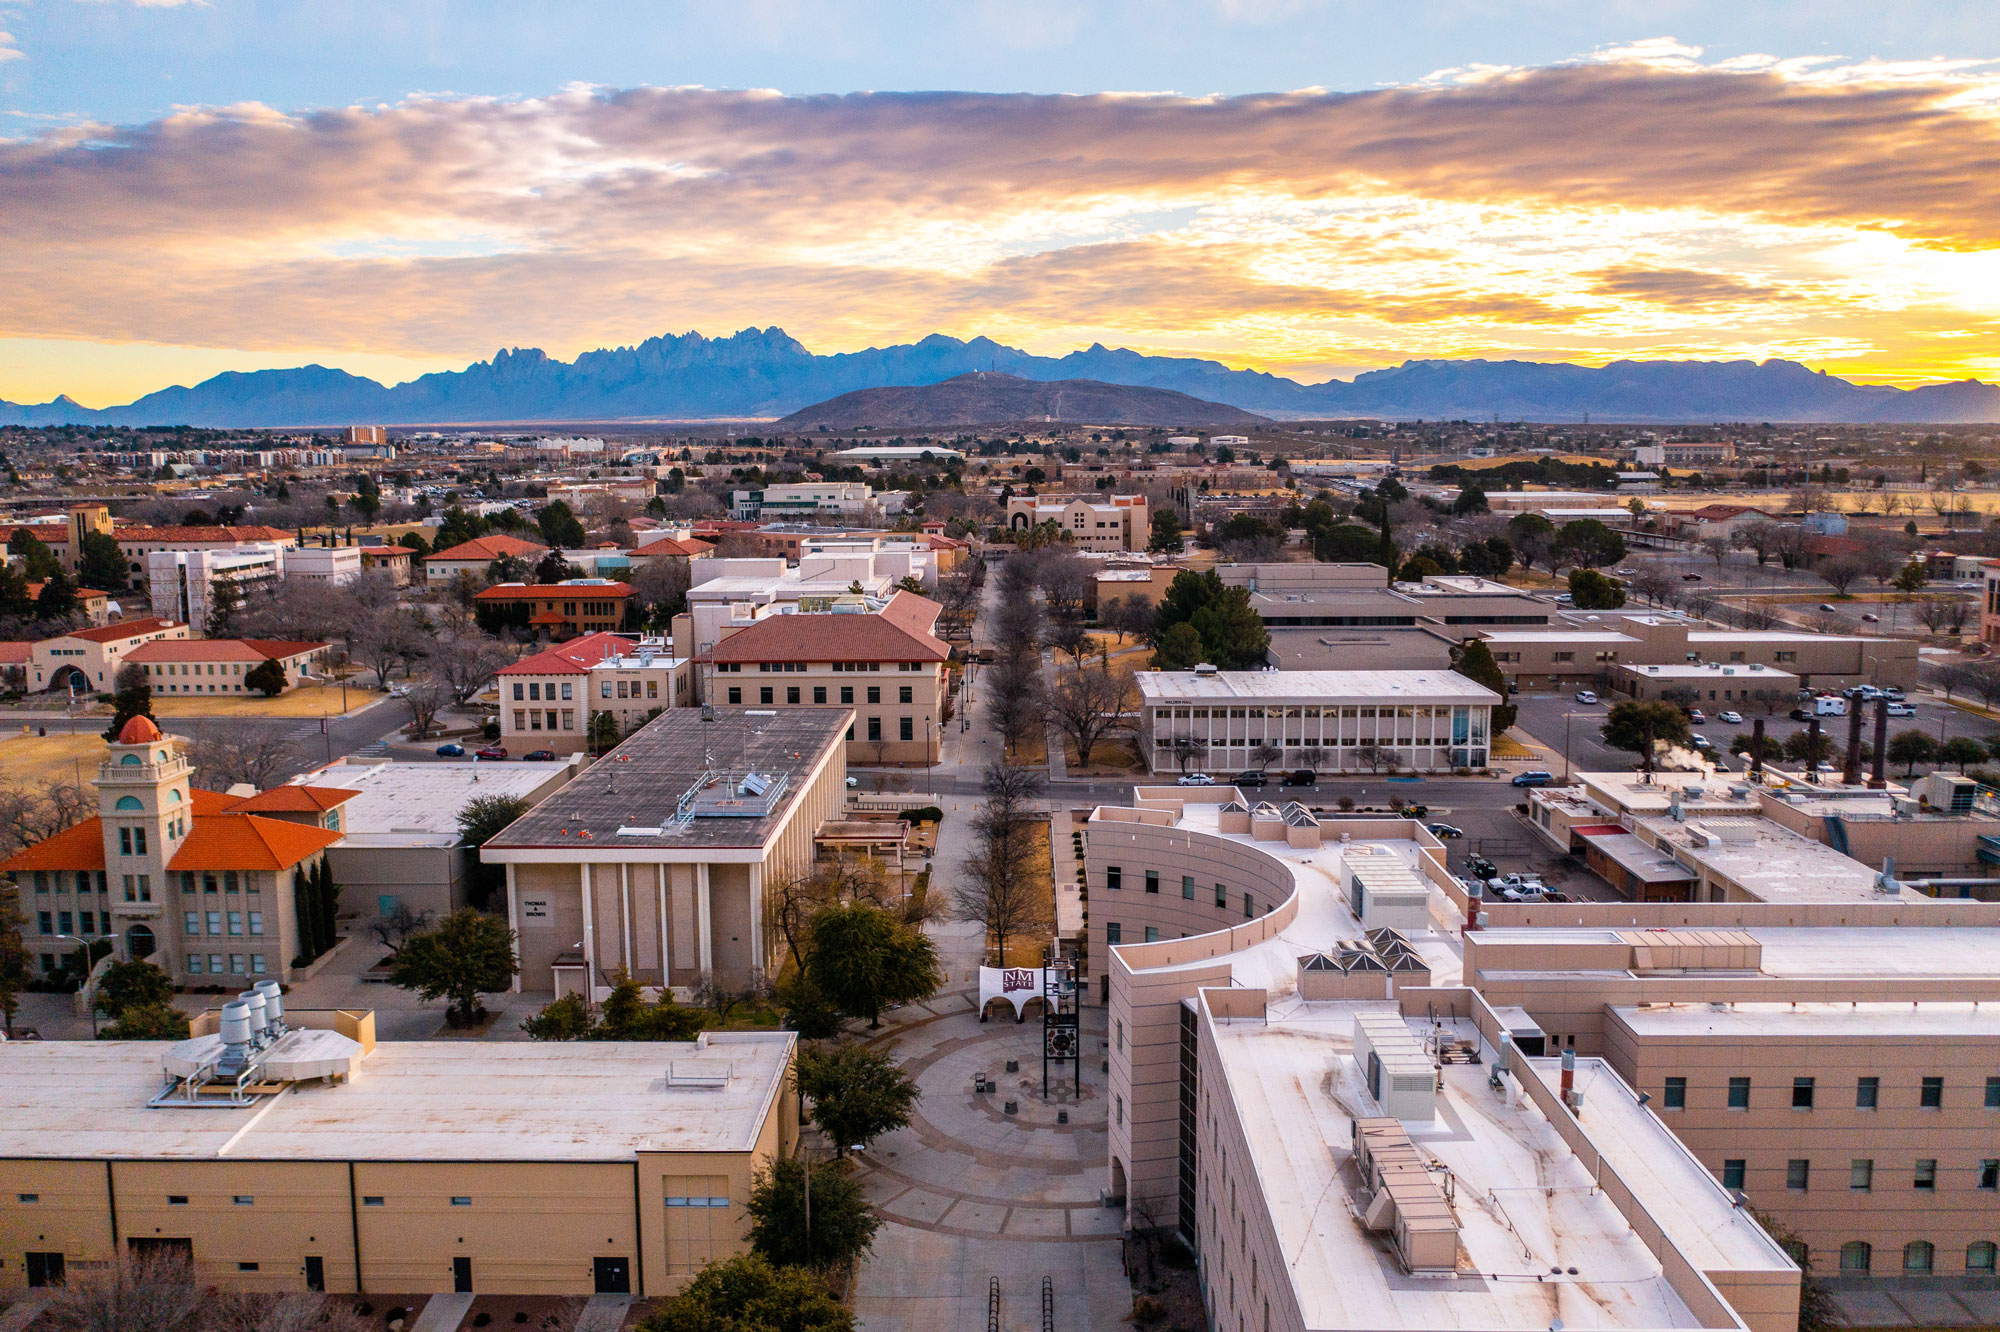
[116,714,163,745]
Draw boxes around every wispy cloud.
[0,30,24,62]
[5,46,2000,396]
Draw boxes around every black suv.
[1232,770,1270,788]
[1280,769,1317,787]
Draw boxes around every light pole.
[924,717,936,797]
[50,934,99,1037]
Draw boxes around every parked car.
[1686,708,1706,723]
[1886,702,1918,717]
[1511,770,1556,787]
[1232,770,1270,788]
[1718,710,1743,724]
[475,746,509,760]
[1178,772,1216,786]
[434,742,465,757]
[1789,708,1815,722]
[1691,734,1712,750]
[1818,602,1838,612]
[1280,769,1317,787]
[1574,690,1599,704]
[1554,593,1575,604]
[522,749,556,761]
[1465,856,1498,881]
[1882,686,1907,701]
[1426,822,1464,839]
[1861,613,1880,623]
[845,776,860,788]
[1681,572,1704,581]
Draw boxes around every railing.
[987,1277,1001,1332]
[1041,1274,1055,1332]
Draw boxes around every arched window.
[119,754,140,766]
[167,788,182,803]
[1904,1241,1935,1274]
[125,923,155,959]
[1839,1242,1872,1274]
[114,795,142,811]
[1969,1242,1996,1274]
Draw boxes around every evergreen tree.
[1449,639,1517,732]
[7,528,60,579]
[102,662,154,738]
[76,530,127,591]
[33,569,79,623]
[243,658,288,697]
[745,1157,880,1272]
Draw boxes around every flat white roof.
[1136,669,1498,705]
[1632,816,1885,902]
[0,1033,793,1161]
[1622,663,1796,681]
[1482,630,1639,643]
[296,759,575,848]
[1613,1000,2000,1040]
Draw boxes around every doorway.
[25,1252,64,1287]
[452,1256,472,1293]
[593,1256,631,1295]
[304,1256,325,1292]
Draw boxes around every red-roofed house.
[496,631,692,754]
[422,533,548,584]
[706,590,948,763]
[0,720,343,983]
[474,580,634,640]
[30,617,189,694]
[25,582,111,626]
[125,638,332,695]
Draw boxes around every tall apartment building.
[1004,493,1150,551]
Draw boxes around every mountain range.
[773,372,1268,429]
[4,327,1998,427]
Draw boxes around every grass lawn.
[993,818,1055,969]
[147,684,388,719]
[1491,733,1539,759]
[0,731,112,789]
[1065,734,1145,773]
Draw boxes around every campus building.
[1004,494,1150,551]
[497,632,695,756]
[0,1020,796,1298]
[1134,668,1498,776]
[480,707,851,997]
[125,639,332,696]
[473,579,634,640]
[30,617,188,694]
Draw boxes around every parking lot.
[1511,690,2000,780]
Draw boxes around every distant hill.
[773,372,1269,429]
[3,326,1998,426]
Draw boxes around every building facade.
[498,632,694,755]
[31,617,188,693]
[1004,494,1150,551]
[125,639,333,696]
[473,580,634,640]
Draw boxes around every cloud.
[0,31,23,62]
[6,50,2000,395]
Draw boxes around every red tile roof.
[227,785,357,814]
[57,616,181,644]
[710,590,947,664]
[474,582,633,601]
[26,582,108,601]
[424,534,548,563]
[0,525,73,546]
[111,525,296,544]
[125,638,328,664]
[167,813,342,872]
[0,642,31,665]
[634,536,714,558]
[0,818,106,872]
[499,631,634,675]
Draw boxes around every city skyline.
[2,3,1999,406]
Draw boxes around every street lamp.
[1560,710,1596,783]
[49,934,99,1037]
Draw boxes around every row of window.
[185,910,264,937]
[713,660,928,673]
[31,871,107,893]
[38,910,109,937]
[187,953,268,976]
[146,662,252,677]
[1102,866,1258,917]
[1664,1074,1999,1110]
[514,708,576,732]
[181,871,258,895]
[1747,1157,2000,1192]
[513,680,574,701]
[723,684,913,706]
[1838,1239,1994,1275]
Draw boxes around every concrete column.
[579,863,596,997]
[619,862,632,976]
[656,865,670,991]
[748,862,764,975]
[505,864,521,993]
[695,863,713,975]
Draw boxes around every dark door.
[304,1256,325,1292]
[593,1257,631,1295]
[25,1252,65,1287]
[452,1256,472,1293]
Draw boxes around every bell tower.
[96,714,193,965]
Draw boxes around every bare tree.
[1915,595,1958,635]
[429,633,514,704]
[349,606,428,686]
[1699,536,1731,569]
[1969,661,2000,712]
[1926,659,1979,702]
[188,724,305,792]
[952,762,1053,967]
[202,1291,369,1332]
[932,564,982,640]
[1046,618,1092,669]
[1046,662,1135,766]
[1627,564,1676,607]
[401,680,448,738]
[0,777,92,858]
[1168,734,1209,774]
[627,557,691,629]
[1819,560,1866,596]
[41,1250,203,1332]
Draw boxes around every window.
[228,954,245,975]
[1852,1159,1874,1191]
[513,683,524,700]
[238,1263,260,1272]
[867,716,882,742]
[1922,1076,1944,1108]
[727,687,741,705]
[250,955,266,975]
[1793,1077,1815,1109]
[759,686,773,705]
[206,911,221,935]
[1145,870,1159,894]
[168,1195,187,1205]
[451,1197,472,1207]
[813,686,826,704]
[227,911,242,936]
[840,686,854,705]
[899,716,913,742]
[1858,1076,1879,1109]
[1840,1242,1872,1274]
[16,1193,37,1203]
[1106,923,1122,944]
[232,1195,254,1205]
[1727,1076,1750,1109]
[1106,866,1121,891]
[1215,883,1227,908]
[786,686,800,705]
[1916,1159,1938,1189]
[1786,1159,1810,1191]
[1722,1159,1746,1190]
[899,685,913,704]
[561,683,572,701]
[187,954,204,975]
[1182,875,1195,901]
[1971,1242,1997,1274]
[1905,1241,1934,1274]
[1981,1160,1999,1191]
[1144,926,1160,943]
[248,912,263,936]
[1987,1076,2000,1108]
[1663,1077,1686,1109]
[866,686,881,705]
[1243,892,1254,919]
[362,1196,385,1207]
[185,912,199,936]
[529,682,541,701]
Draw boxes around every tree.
[1699,536,1732,570]
[1567,568,1626,610]
[1600,700,1691,772]
[1451,483,1488,516]
[242,658,287,697]
[1153,620,1205,670]
[0,873,24,1035]
[188,724,303,792]
[1782,729,1839,766]
[1890,728,1940,775]
[523,969,706,1040]
[1457,536,1513,578]
[99,1000,192,1040]
[805,903,941,1029]
[1820,559,1865,596]
[1046,662,1135,766]
[1730,730,1780,765]
[1448,639,1517,732]
[76,529,127,591]
[796,1040,921,1156]
[1942,735,1988,772]
[746,1156,880,1272]
[1147,508,1185,553]
[629,558,693,632]
[1153,569,1268,670]
[1748,1209,1839,1332]
[41,1249,203,1332]
[102,661,154,739]
[638,1253,853,1332]
[401,680,447,739]
[533,549,577,584]
[388,907,520,1025]
[35,568,80,623]
[429,633,512,704]
[537,500,587,548]
[94,959,174,1018]
[8,527,60,580]
[1506,513,1556,572]
[1552,519,1625,571]
[205,573,244,636]
[952,763,1052,970]
[1627,564,1676,607]
[456,794,531,909]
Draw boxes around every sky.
[2,1,2000,406]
